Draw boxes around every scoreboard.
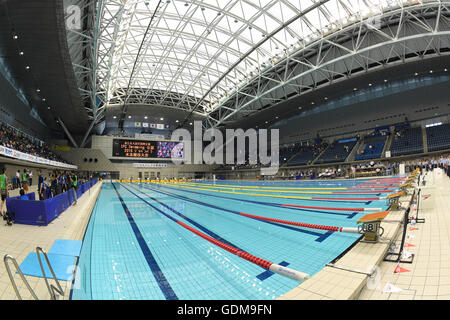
[112,139,184,159]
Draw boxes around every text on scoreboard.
[112,139,184,158]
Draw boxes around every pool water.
[71,178,397,300]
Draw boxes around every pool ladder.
[4,247,65,300]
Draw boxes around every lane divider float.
[120,183,310,282]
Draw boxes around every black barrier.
[383,189,415,264]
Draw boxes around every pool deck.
[279,169,450,300]
[0,181,102,300]
[0,171,448,300]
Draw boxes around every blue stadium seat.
[390,127,423,156]
[426,123,450,152]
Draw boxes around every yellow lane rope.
[162,182,335,194]
[151,182,321,199]
[173,182,347,191]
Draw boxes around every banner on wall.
[134,122,141,127]
[142,122,149,128]
[52,145,71,151]
[133,163,168,168]
[134,133,165,140]
[0,145,77,169]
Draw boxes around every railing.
[36,247,65,300]
[3,247,66,300]
[3,255,39,300]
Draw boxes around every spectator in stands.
[28,171,33,186]
[0,168,9,217]
[0,124,71,164]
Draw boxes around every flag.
[142,122,149,128]
[383,282,403,293]
[134,122,141,127]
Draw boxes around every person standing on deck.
[0,168,9,217]
[22,169,29,193]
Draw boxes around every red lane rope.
[281,204,365,211]
[348,186,397,189]
[177,220,273,269]
[333,190,393,194]
[311,196,382,201]
[239,212,341,232]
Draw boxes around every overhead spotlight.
[189,122,193,125]
[429,70,433,73]
[353,88,357,91]
[275,116,279,119]
[160,117,164,121]
[25,66,30,70]
[128,116,131,119]
[47,106,51,110]
[445,68,448,72]
[42,98,46,101]
[414,72,419,76]
[36,89,40,92]
[13,34,18,40]
[175,120,179,123]
[265,121,268,124]
[113,116,117,119]
[19,51,24,55]
[324,97,328,100]
[384,79,388,82]
[311,102,315,105]
[144,116,148,119]
[369,83,372,86]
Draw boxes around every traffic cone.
[394,264,410,273]
[404,243,415,247]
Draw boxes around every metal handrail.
[35,247,65,300]
[3,255,39,300]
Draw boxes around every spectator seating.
[390,127,423,156]
[355,140,386,160]
[316,139,357,164]
[426,123,450,152]
[0,124,71,164]
[279,143,302,165]
[287,147,318,166]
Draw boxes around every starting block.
[387,191,406,209]
[357,211,389,242]
[398,182,411,192]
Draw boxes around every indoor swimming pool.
[70,177,404,300]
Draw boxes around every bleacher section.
[355,141,385,160]
[286,147,317,166]
[315,138,357,164]
[426,123,450,152]
[279,143,302,165]
[390,127,424,156]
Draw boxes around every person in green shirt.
[70,172,78,206]
[22,169,29,193]
[0,168,9,217]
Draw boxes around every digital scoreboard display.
[112,139,184,159]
